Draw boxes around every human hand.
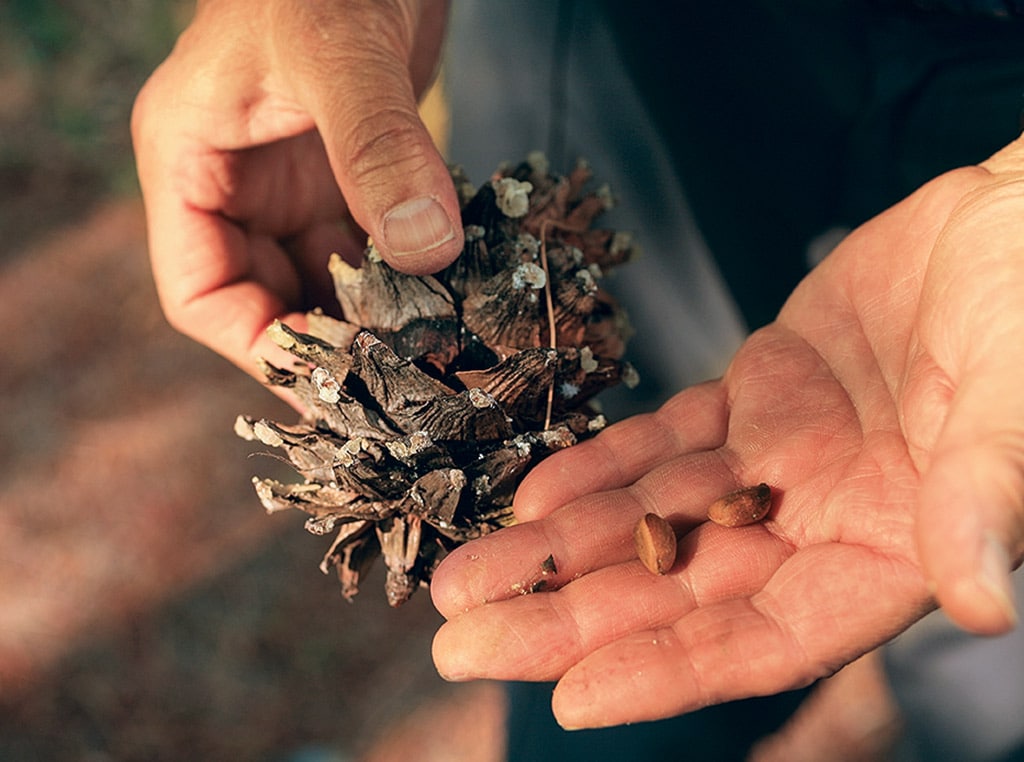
[132,0,460,388]
[430,135,1024,729]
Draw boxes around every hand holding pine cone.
[236,155,638,606]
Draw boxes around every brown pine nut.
[707,483,772,527]
[634,513,677,575]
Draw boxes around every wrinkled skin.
[431,139,1024,729]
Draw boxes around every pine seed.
[707,483,772,527]
[634,513,677,575]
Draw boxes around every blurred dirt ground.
[0,4,504,759]
[0,199,505,761]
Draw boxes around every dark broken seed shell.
[238,157,637,605]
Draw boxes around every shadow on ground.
[0,200,504,761]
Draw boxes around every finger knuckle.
[341,107,433,186]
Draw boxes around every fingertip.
[936,532,1018,636]
[940,584,1017,637]
[377,194,464,274]
[431,622,474,682]
[512,449,588,523]
[916,447,1022,635]
[551,682,594,731]
[429,539,497,619]
[431,603,532,683]
[428,551,461,619]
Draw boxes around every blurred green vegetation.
[0,0,193,254]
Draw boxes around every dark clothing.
[605,1,1024,328]
[504,681,808,761]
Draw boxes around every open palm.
[430,142,1024,729]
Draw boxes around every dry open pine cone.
[235,154,639,606]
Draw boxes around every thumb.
[275,0,463,274]
[914,354,1024,635]
[913,169,1024,636]
[917,425,1023,635]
